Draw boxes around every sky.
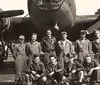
[0,0,100,16]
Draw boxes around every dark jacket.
[41,36,56,52]
[26,61,46,77]
[46,62,62,76]
[64,60,84,77]
[83,59,100,73]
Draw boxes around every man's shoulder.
[66,39,72,44]
[47,62,52,66]
[76,39,79,42]
[58,40,61,44]
[85,38,91,42]
[14,43,19,48]
[26,42,31,45]
[35,41,40,45]
[39,61,45,66]
[27,41,40,45]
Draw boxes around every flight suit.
[26,41,41,64]
[41,36,56,66]
[83,59,100,84]
[75,38,93,64]
[56,39,75,69]
[46,62,63,85]
[13,43,27,81]
[25,61,46,85]
[64,60,84,84]
[92,40,100,64]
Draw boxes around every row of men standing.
[12,28,100,83]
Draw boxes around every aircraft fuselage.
[28,0,76,32]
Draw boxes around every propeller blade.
[0,10,24,18]
[87,21,100,33]
[87,14,100,34]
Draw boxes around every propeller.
[0,10,24,18]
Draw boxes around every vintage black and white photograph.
[0,0,100,85]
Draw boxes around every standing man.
[75,30,93,64]
[56,31,75,69]
[26,33,42,64]
[41,28,56,66]
[92,30,100,64]
[13,35,27,82]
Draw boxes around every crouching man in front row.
[46,54,63,85]
[83,55,100,85]
[25,54,47,85]
[63,53,84,85]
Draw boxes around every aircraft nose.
[33,0,63,10]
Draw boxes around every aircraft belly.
[28,1,75,32]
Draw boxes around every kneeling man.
[63,53,84,85]
[46,54,63,85]
[25,54,46,85]
[83,55,100,85]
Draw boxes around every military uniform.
[92,40,100,64]
[26,61,45,77]
[57,39,75,69]
[46,61,63,85]
[75,38,93,64]
[83,59,100,83]
[64,60,84,84]
[41,36,56,66]
[25,61,46,85]
[26,41,41,64]
[13,43,27,81]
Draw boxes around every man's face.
[80,33,86,39]
[34,56,40,64]
[61,34,67,40]
[50,57,56,64]
[31,35,37,42]
[85,57,91,63]
[95,31,100,38]
[69,57,74,63]
[19,38,24,44]
[46,30,52,37]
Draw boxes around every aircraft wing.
[75,15,99,24]
[75,14,100,34]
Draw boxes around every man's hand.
[63,76,66,80]
[56,69,62,72]
[71,70,76,74]
[49,72,54,76]
[88,68,94,76]
[35,74,41,78]
[31,71,36,74]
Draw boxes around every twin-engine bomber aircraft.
[0,0,100,41]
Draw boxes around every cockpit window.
[32,0,62,6]
[32,0,63,10]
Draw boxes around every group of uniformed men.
[12,28,100,85]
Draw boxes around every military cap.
[61,31,67,35]
[67,53,75,59]
[49,54,56,59]
[19,35,25,39]
[80,30,87,35]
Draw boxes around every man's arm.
[12,45,17,60]
[25,43,30,57]
[76,61,84,72]
[40,62,46,77]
